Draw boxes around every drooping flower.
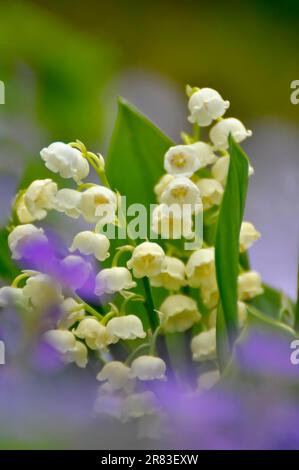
[160,177,202,214]
[130,355,166,381]
[159,294,201,332]
[74,318,117,350]
[127,242,165,278]
[8,224,47,260]
[238,271,263,300]
[122,391,158,421]
[59,255,93,290]
[44,329,88,368]
[0,286,28,309]
[239,221,261,252]
[196,178,224,210]
[191,328,217,362]
[188,87,230,126]
[150,256,186,291]
[154,174,175,202]
[21,179,57,221]
[197,369,220,392]
[211,155,254,185]
[210,118,252,150]
[23,273,63,309]
[151,204,194,240]
[164,142,216,177]
[186,247,215,288]
[96,361,133,392]
[54,188,82,218]
[200,274,219,309]
[57,297,85,329]
[106,315,146,340]
[40,142,89,183]
[80,185,117,224]
[95,267,136,296]
[70,231,110,261]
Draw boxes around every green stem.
[74,295,103,320]
[125,343,150,365]
[142,277,158,331]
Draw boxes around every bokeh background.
[0,0,298,449]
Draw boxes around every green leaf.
[250,283,283,319]
[0,227,18,282]
[215,135,249,362]
[106,97,174,208]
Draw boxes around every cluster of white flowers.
[0,86,264,439]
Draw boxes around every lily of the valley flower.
[96,361,133,392]
[8,224,47,260]
[239,221,261,252]
[150,256,186,291]
[57,297,85,329]
[70,231,110,261]
[200,274,219,309]
[130,355,166,381]
[106,315,146,340]
[211,155,254,185]
[23,273,63,309]
[209,301,247,329]
[164,142,216,178]
[188,87,230,126]
[238,271,263,300]
[154,174,175,202]
[151,204,194,240]
[16,179,57,223]
[95,267,136,296]
[80,186,117,224]
[0,286,28,309]
[197,369,220,392]
[122,391,158,421]
[40,142,89,183]
[196,178,224,210]
[54,188,82,218]
[74,318,117,350]
[186,247,215,288]
[210,118,252,150]
[191,328,217,362]
[159,294,201,332]
[127,242,165,278]
[160,177,202,214]
[44,329,88,368]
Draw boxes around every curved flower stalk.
[2,84,294,441]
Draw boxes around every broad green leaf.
[215,135,249,361]
[106,97,173,208]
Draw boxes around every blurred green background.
[0,0,298,290]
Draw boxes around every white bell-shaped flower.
[150,256,186,291]
[212,155,254,185]
[159,294,201,333]
[238,271,263,300]
[154,174,175,202]
[151,204,194,240]
[239,221,261,253]
[164,142,216,178]
[8,224,47,260]
[57,297,85,329]
[23,273,63,309]
[60,255,92,290]
[210,118,252,150]
[191,328,217,362]
[0,286,28,309]
[160,177,202,214]
[54,188,82,218]
[188,87,230,126]
[122,391,158,421]
[40,142,89,183]
[196,178,224,210]
[96,361,132,392]
[197,369,220,392]
[44,329,88,368]
[127,242,165,278]
[70,231,110,261]
[16,179,57,223]
[186,247,215,288]
[80,185,117,224]
[200,273,219,309]
[106,315,146,340]
[95,267,136,296]
[130,355,166,381]
[63,340,88,368]
[74,317,116,350]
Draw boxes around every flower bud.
[70,231,110,261]
[191,328,217,362]
[19,179,57,221]
[210,118,252,150]
[95,267,136,296]
[96,361,132,391]
[212,155,254,185]
[74,318,117,350]
[23,274,63,309]
[8,224,47,260]
[186,247,215,288]
[196,178,224,210]
[154,174,175,202]
[0,286,28,309]
[44,329,88,368]
[122,391,158,421]
[150,256,186,291]
[188,88,230,126]
[40,142,89,183]
[238,271,263,300]
[197,369,220,392]
[54,189,82,218]
[130,355,166,381]
[239,221,261,252]
[57,297,85,329]
[60,255,92,290]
